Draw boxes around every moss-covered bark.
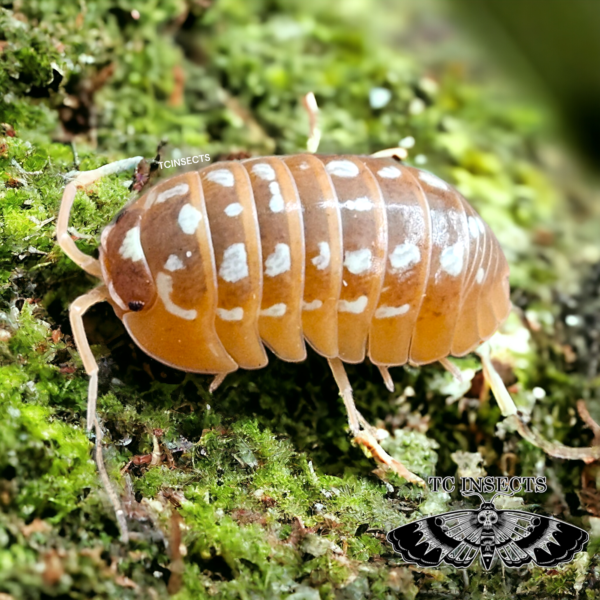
[1,1,599,598]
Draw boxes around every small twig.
[576,399,600,446]
[71,141,80,169]
[11,158,45,176]
[94,417,129,543]
[151,433,163,466]
[512,415,600,461]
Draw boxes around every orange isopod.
[56,96,512,540]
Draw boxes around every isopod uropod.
[56,94,513,541]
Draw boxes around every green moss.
[1,0,599,597]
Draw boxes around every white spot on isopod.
[251,163,276,181]
[476,267,485,284]
[389,243,420,273]
[377,166,402,179]
[477,217,485,235]
[224,202,243,217]
[217,307,244,321]
[341,196,373,211]
[265,243,291,277]
[440,242,464,276]
[375,304,410,319]
[312,241,330,271]
[418,169,449,190]
[299,162,310,170]
[178,203,203,234]
[206,169,235,187]
[219,243,248,283]
[338,295,368,314]
[344,248,372,275]
[302,299,323,311]
[326,160,359,178]
[186,251,192,258]
[269,181,284,212]
[155,183,189,205]
[468,216,480,239]
[119,226,144,262]
[164,254,184,271]
[156,272,197,320]
[260,303,287,317]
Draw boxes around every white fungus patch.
[155,183,189,205]
[224,202,243,217]
[119,226,144,262]
[440,242,464,276]
[418,170,449,191]
[219,243,249,283]
[369,87,392,109]
[206,169,235,187]
[260,303,287,317]
[399,136,415,148]
[265,243,291,277]
[326,160,359,178]
[338,295,368,314]
[251,163,276,181]
[389,243,420,273]
[178,203,203,235]
[476,267,485,284]
[217,307,244,321]
[341,196,373,211]
[377,166,402,179]
[302,299,323,311]
[156,273,197,320]
[269,181,284,212]
[468,216,480,239]
[344,248,372,275]
[312,242,330,271]
[375,304,410,319]
[164,254,184,271]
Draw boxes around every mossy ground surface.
[1,1,600,598]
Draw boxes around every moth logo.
[387,478,588,571]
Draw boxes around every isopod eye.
[128,300,145,312]
[100,208,156,314]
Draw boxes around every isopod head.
[99,207,156,316]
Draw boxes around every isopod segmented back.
[99,154,511,376]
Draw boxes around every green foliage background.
[1,0,600,598]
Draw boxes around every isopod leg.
[57,156,143,278]
[476,343,517,417]
[328,358,360,435]
[302,92,321,153]
[327,358,425,486]
[70,285,129,542]
[439,357,464,384]
[371,147,408,161]
[70,286,109,430]
[209,373,227,393]
[378,366,395,392]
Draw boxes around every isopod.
[57,94,515,541]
